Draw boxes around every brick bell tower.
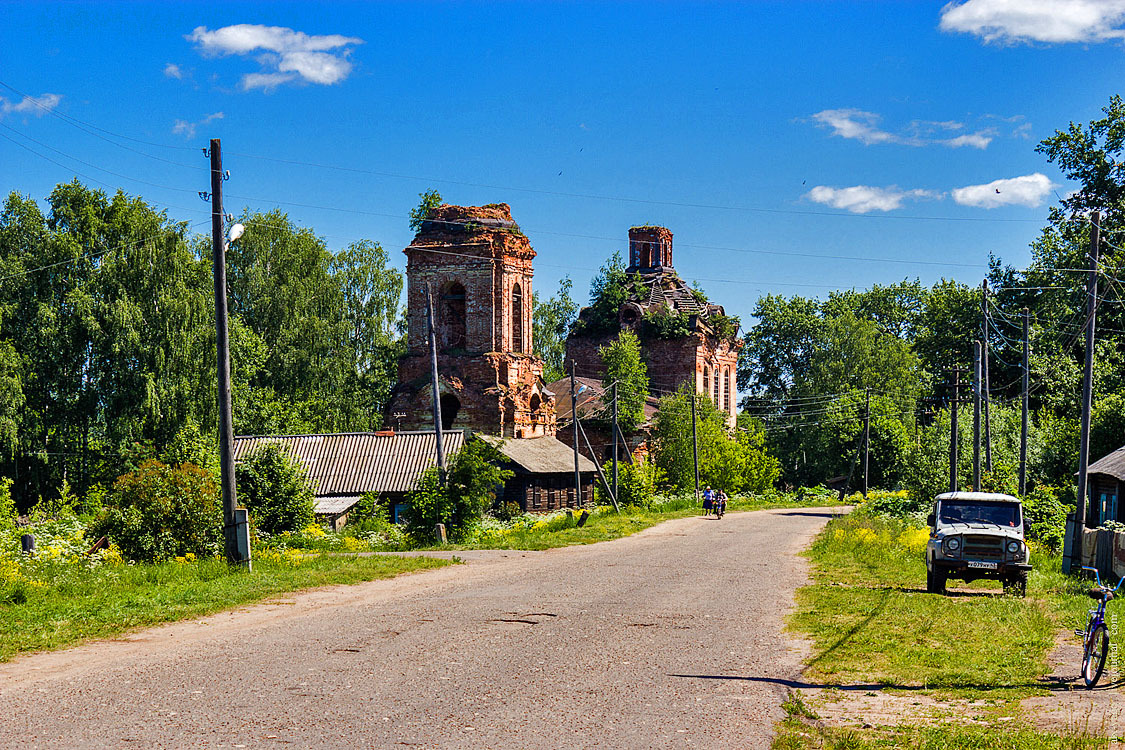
[387,203,557,438]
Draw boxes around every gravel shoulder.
[0,506,846,749]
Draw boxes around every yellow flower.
[302,523,327,539]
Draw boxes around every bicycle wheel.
[1082,623,1109,688]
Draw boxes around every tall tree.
[532,276,577,383]
[598,329,649,432]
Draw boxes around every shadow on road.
[773,511,848,518]
[667,673,1075,693]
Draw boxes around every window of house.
[442,282,466,350]
[512,282,523,353]
[723,368,730,413]
[703,366,710,395]
[713,364,720,405]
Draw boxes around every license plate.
[967,561,998,570]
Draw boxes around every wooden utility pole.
[862,389,870,498]
[611,381,619,503]
[973,340,982,491]
[982,279,993,473]
[209,139,244,567]
[1070,211,1101,573]
[571,362,580,506]
[948,368,964,493]
[1020,307,1030,496]
[424,283,445,472]
[691,389,700,502]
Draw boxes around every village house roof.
[1087,445,1125,482]
[232,431,465,515]
[479,434,598,474]
[547,376,661,425]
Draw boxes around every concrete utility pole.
[862,388,870,498]
[947,368,964,494]
[691,390,700,502]
[209,139,248,568]
[1069,211,1101,573]
[973,340,982,491]
[1020,307,1030,497]
[982,279,993,474]
[571,362,580,507]
[612,381,619,503]
[424,283,445,472]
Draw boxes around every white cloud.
[171,111,224,139]
[945,132,994,148]
[812,109,897,145]
[187,24,363,91]
[806,185,940,214]
[940,0,1125,44]
[0,93,62,118]
[812,108,994,149]
[951,173,1054,208]
[164,63,184,79]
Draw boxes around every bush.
[0,477,14,531]
[91,460,221,562]
[1023,485,1070,554]
[401,439,512,542]
[598,460,663,507]
[493,501,523,522]
[235,443,316,535]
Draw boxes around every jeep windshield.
[938,501,1020,528]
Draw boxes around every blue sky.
[2,1,1124,328]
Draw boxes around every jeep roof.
[934,491,1020,504]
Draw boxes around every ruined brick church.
[387,203,557,438]
[388,206,740,440]
[564,226,741,427]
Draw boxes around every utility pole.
[209,139,246,568]
[973,340,981,491]
[862,388,870,498]
[571,361,580,507]
[947,367,964,493]
[424,283,445,472]
[1069,211,1101,573]
[691,389,700,502]
[612,381,618,504]
[982,279,993,474]
[1020,307,1030,496]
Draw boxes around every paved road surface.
[0,507,842,749]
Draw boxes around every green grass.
[0,553,448,662]
[441,494,845,551]
[779,511,1122,747]
[791,513,1060,699]
[773,711,1109,750]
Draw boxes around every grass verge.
[0,553,448,662]
[778,510,1121,747]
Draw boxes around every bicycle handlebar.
[1081,565,1125,593]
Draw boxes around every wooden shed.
[1085,445,1125,526]
[480,435,598,512]
[232,430,465,530]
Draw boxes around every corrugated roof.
[315,495,362,515]
[479,435,598,474]
[1088,445,1125,482]
[232,431,465,496]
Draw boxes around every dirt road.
[0,507,842,749]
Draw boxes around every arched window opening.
[529,392,541,413]
[442,282,466,350]
[722,368,730,413]
[511,283,523,353]
[702,366,710,396]
[713,363,720,405]
[439,393,460,431]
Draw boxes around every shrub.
[235,443,316,535]
[1023,485,1070,554]
[493,501,523,522]
[91,460,222,562]
[0,477,14,531]
[401,439,512,542]
[599,460,663,507]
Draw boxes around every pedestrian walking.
[702,486,713,516]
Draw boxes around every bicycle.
[1076,566,1123,688]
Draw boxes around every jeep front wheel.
[926,568,947,595]
[1003,573,1027,597]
